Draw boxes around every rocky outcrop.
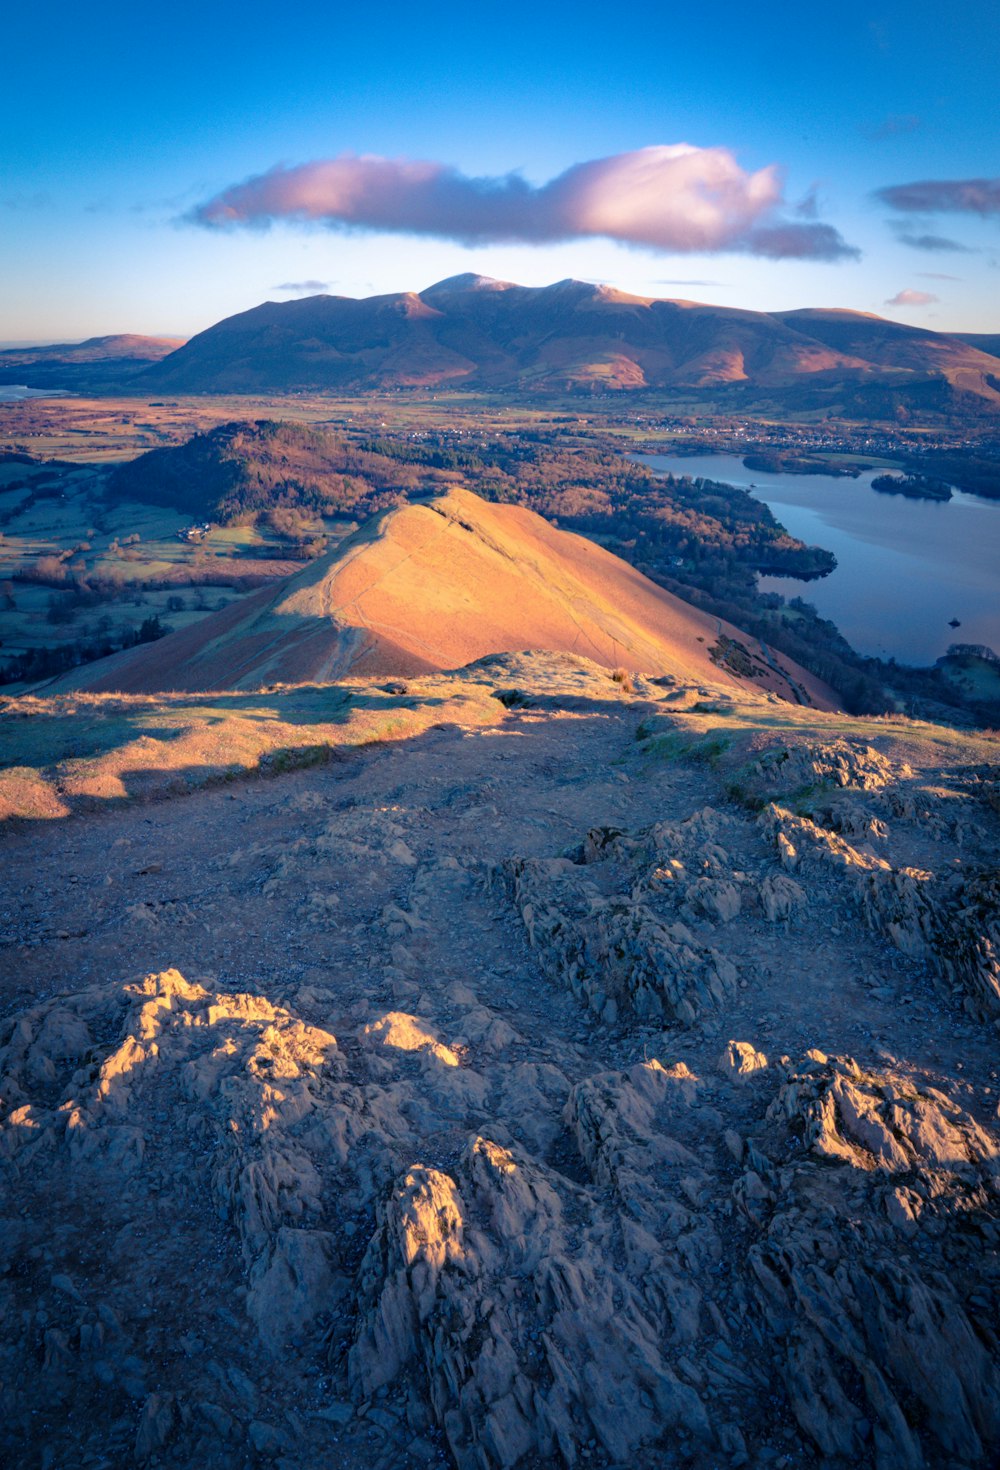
[742,738,907,806]
[747,1052,1000,1468]
[499,854,738,1026]
[940,869,1000,1021]
[760,802,1000,1023]
[759,802,889,875]
[860,864,940,958]
[349,1133,719,1469]
[0,969,399,1357]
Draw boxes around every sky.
[2,0,998,342]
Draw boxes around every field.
[0,391,587,464]
[0,440,364,681]
[1,387,952,466]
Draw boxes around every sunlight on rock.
[362,1010,462,1067]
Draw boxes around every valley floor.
[1,655,998,1470]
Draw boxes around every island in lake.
[871,472,953,502]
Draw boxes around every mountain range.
[136,276,1000,414]
[6,282,999,416]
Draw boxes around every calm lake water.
[640,451,1000,665]
[0,385,65,401]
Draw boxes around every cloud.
[189,146,859,260]
[876,177,1000,215]
[917,272,961,281]
[2,191,50,210]
[885,289,938,307]
[272,279,331,292]
[894,231,974,252]
[653,278,728,287]
[860,114,920,141]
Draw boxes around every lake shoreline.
[638,451,999,666]
[0,385,70,402]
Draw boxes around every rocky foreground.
[1,653,998,1470]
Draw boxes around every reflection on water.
[640,452,1000,665]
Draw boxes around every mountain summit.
[419,273,516,296]
[138,278,1000,412]
[58,485,836,706]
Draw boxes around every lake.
[640,451,1000,665]
[0,385,66,402]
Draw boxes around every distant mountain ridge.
[137,276,1000,415]
[955,333,1000,362]
[0,334,186,391]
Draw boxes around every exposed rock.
[770,1050,1000,1178]
[500,855,738,1026]
[248,1419,291,1455]
[760,803,889,875]
[761,801,1000,1024]
[0,968,361,1357]
[941,869,1000,1022]
[362,1011,463,1068]
[134,1393,178,1461]
[748,1053,1000,1468]
[748,738,907,802]
[349,1134,715,1468]
[717,1040,769,1081]
[759,871,806,921]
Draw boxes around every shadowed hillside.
[955,332,1000,361]
[105,418,447,521]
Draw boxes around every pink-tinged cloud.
[885,289,938,307]
[877,177,1000,215]
[189,146,859,260]
[272,279,331,292]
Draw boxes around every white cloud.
[190,146,858,261]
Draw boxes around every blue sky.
[3,0,998,341]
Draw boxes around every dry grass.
[0,673,507,825]
[1,651,669,826]
[635,691,999,813]
[5,649,995,830]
